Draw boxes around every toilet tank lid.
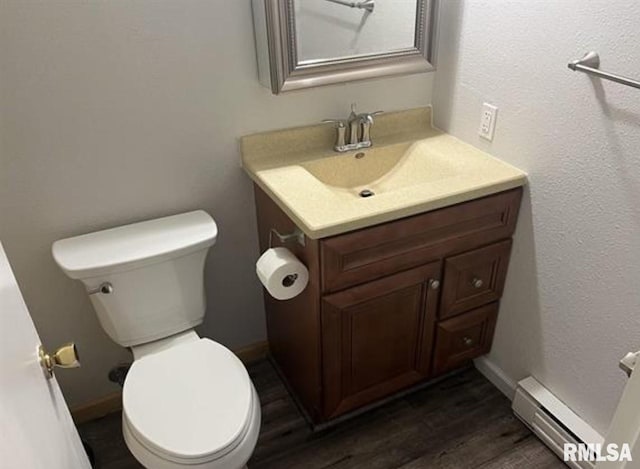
[52,210,217,279]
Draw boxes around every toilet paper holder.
[269,228,305,247]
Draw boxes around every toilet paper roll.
[256,247,309,300]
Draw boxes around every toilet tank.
[52,211,218,347]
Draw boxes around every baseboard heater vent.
[512,377,603,469]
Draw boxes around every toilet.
[52,210,261,469]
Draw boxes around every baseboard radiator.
[512,377,603,469]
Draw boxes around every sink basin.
[241,107,527,238]
[300,141,459,197]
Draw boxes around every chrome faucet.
[323,104,383,153]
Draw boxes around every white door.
[0,242,91,469]
[596,352,640,468]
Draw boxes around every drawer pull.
[462,336,474,347]
[471,277,484,289]
[430,279,440,290]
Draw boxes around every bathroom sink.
[300,141,459,197]
[240,107,527,238]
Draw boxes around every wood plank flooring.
[78,359,565,469]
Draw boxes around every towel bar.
[568,51,640,90]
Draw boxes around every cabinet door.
[321,262,441,419]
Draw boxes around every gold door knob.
[39,343,80,379]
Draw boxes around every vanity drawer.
[432,303,498,375]
[320,188,522,293]
[440,239,512,319]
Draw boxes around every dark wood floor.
[78,360,565,469]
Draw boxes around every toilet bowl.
[122,332,261,469]
[52,211,261,468]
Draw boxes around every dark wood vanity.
[254,185,522,424]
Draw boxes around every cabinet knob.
[471,277,484,289]
[429,279,440,290]
[462,336,474,347]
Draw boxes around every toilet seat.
[123,338,254,465]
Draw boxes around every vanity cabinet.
[254,185,522,424]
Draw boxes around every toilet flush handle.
[87,282,113,295]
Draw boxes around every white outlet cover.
[479,103,498,141]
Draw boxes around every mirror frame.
[260,0,437,94]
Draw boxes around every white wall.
[433,0,640,436]
[0,0,432,407]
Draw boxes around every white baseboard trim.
[474,356,518,401]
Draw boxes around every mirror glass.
[293,0,419,64]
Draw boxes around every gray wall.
[0,0,432,406]
[433,0,640,435]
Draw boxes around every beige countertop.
[241,107,527,239]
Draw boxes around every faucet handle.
[359,111,383,146]
[364,110,384,121]
[357,110,383,125]
[322,119,347,151]
[322,119,346,127]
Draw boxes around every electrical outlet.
[479,103,498,141]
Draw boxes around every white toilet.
[52,210,261,469]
